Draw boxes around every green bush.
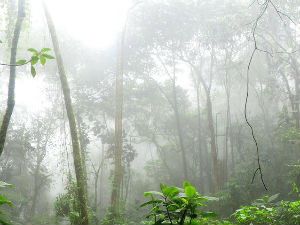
[0,181,13,225]
[141,181,217,225]
[232,194,300,225]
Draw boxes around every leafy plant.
[54,174,97,225]
[141,181,217,225]
[54,174,82,225]
[232,193,300,225]
[0,181,13,225]
[16,48,54,77]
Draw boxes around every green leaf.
[31,56,39,65]
[184,186,196,198]
[183,181,191,189]
[31,66,36,77]
[40,55,46,65]
[27,48,38,54]
[0,217,10,225]
[15,59,27,65]
[162,187,179,198]
[144,191,163,197]
[140,199,162,207]
[41,48,51,52]
[0,181,13,188]
[160,183,167,191]
[42,53,55,59]
[0,195,13,207]
[199,212,218,218]
[0,40,2,43]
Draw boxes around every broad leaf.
[31,66,36,77]
[0,182,13,188]
[185,186,196,198]
[42,53,55,59]
[41,48,51,52]
[183,181,191,189]
[30,56,39,65]
[162,187,178,198]
[16,59,26,65]
[27,48,38,53]
[140,199,162,207]
[40,55,46,65]
[144,191,163,197]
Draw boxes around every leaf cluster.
[0,181,13,225]
[16,48,54,77]
[141,181,217,225]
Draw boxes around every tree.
[42,1,89,224]
[0,0,25,157]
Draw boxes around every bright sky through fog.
[31,0,132,48]
[15,0,132,112]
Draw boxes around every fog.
[0,0,299,225]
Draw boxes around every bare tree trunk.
[110,23,125,221]
[42,2,89,224]
[0,0,25,157]
[191,67,209,192]
[223,49,232,183]
[206,96,219,192]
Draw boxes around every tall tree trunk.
[195,84,204,189]
[192,67,210,192]
[42,2,89,225]
[206,95,219,192]
[223,49,232,184]
[110,22,125,220]
[0,0,25,157]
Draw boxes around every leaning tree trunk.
[0,0,25,157]
[42,2,89,225]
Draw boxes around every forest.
[0,0,299,224]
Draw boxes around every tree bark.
[0,0,25,157]
[42,2,89,224]
[110,21,125,220]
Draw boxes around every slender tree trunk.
[224,50,231,183]
[110,22,125,220]
[42,2,89,225]
[195,84,204,189]
[206,95,219,192]
[0,0,25,157]
[77,114,88,196]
